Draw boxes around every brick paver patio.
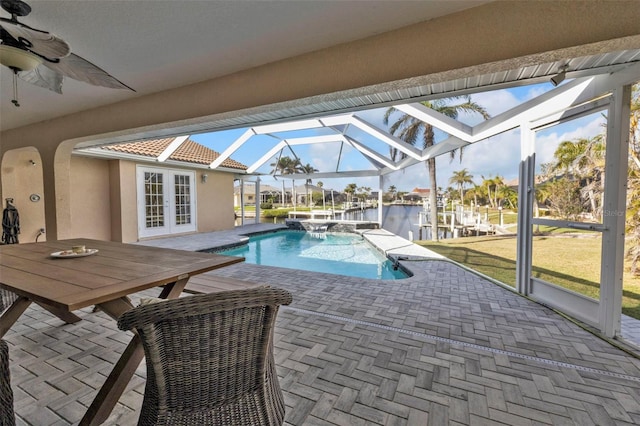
[4,226,640,425]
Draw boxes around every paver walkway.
[4,224,640,425]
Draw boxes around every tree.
[269,155,301,175]
[626,83,640,274]
[492,175,505,208]
[481,175,496,208]
[500,186,518,210]
[358,186,372,203]
[344,183,358,204]
[546,178,582,220]
[449,169,474,204]
[444,186,457,204]
[388,185,397,201]
[384,96,490,240]
[300,163,319,206]
[270,155,302,206]
[548,136,605,220]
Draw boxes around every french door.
[137,167,196,238]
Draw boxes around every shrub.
[262,209,290,218]
[260,203,273,209]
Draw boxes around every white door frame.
[137,166,197,238]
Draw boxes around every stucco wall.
[69,156,112,241]
[197,170,235,232]
[67,158,236,243]
[0,148,46,243]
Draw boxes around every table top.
[0,238,243,311]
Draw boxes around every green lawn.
[417,235,640,320]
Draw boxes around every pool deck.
[5,224,640,425]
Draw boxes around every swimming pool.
[217,230,408,280]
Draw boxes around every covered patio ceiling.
[75,49,640,182]
[0,0,488,132]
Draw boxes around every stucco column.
[39,141,74,240]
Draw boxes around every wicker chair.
[0,288,18,314]
[0,340,15,426]
[117,287,293,426]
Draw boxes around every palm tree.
[625,84,640,274]
[384,96,490,240]
[449,169,474,204]
[300,163,319,206]
[388,185,397,201]
[269,155,301,175]
[481,175,496,208]
[358,186,372,204]
[270,155,302,205]
[492,175,505,208]
[344,183,357,205]
[549,136,605,219]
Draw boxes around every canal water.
[238,205,450,240]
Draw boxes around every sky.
[190,80,607,194]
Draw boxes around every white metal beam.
[394,104,473,140]
[420,136,469,160]
[275,170,381,179]
[246,135,343,173]
[209,128,256,169]
[157,135,189,162]
[343,135,398,170]
[472,77,597,141]
[252,118,324,134]
[322,114,423,160]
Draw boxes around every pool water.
[218,230,407,280]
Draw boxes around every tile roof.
[409,187,430,195]
[101,138,247,170]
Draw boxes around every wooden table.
[0,238,243,425]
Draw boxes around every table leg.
[79,276,191,425]
[79,334,144,426]
[34,301,82,324]
[0,296,32,338]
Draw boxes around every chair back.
[118,287,292,425]
[0,288,17,314]
[0,340,15,426]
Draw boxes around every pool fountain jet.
[309,224,328,239]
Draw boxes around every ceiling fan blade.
[42,53,134,91]
[0,19,71,59]
[19,64,63,94]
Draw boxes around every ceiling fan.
[0,0,134,107]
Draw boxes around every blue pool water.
[218,230,407,280]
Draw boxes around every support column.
[515,124,535,295]
[255,177,261,225]
[599,85,631,338]
[239,179,245,226]
[378,175,384,226]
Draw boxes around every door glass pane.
[532,111,606,299]
[534,112,606,224]
[174,174,191,225]
[531,225,602,300]
[144,172,164,228]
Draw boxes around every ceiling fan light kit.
[0,0,133,107]
[0,43,40,70]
